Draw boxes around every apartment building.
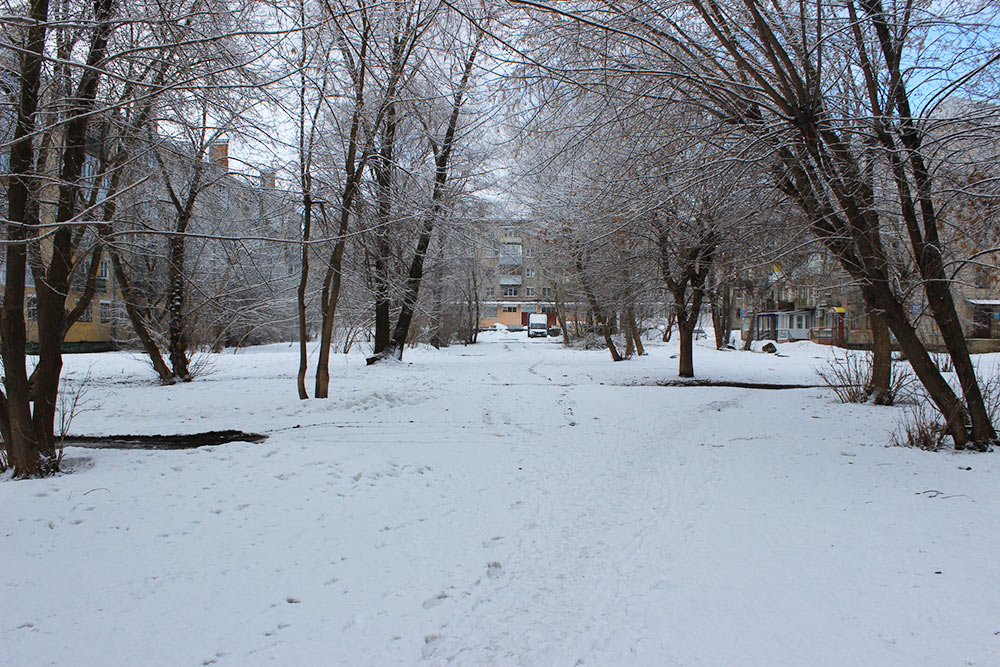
[739,250,1000,352]
[477,221,559,329]
[1,124,296,352]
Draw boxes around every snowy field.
[4,330,1000,666]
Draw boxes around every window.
[484,287,494,299]
[503,286,519,297]
[81,152,98,181]
[100,301,112,323]
[525,267,535,278]
[847,310,860,330]
[26,294,37,320]
[77,300,92,322]
[525,287,535,297]
[524,247,534,258]
[541,287,552,298]
[502,305,517,312]
[97,257,112,292]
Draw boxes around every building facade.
[476,221,559,330]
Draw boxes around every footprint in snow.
[422,634,442,658]
[422,592,449,609]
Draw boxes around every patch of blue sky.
[898,0,1000,116]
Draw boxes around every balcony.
[499,254,522,266]
[763,299,796,312]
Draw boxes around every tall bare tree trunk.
[624,313,635,359]
[554,288,571,346]
[712,284,733,349]
[1,0,50,477]
[662,308,675,342]
[371,98,398,355]
[296,192,312,399]
[867,310,892,405]
[109,249,174,383]
[858,0,994,446]
[2,0,115,475]
[627,305,644,356]
[371,31,483,364]
[167,231,191,380]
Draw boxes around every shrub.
[888,403,949,451]
[816,350,913,405]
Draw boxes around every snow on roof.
[968,299,1000,306]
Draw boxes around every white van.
[527,313,549,338]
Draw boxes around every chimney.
[209,142,229,171]
[260,169,276,190]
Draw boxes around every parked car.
[527,313,549,338]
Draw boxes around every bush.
[889,403,949,451]
[815,350,913,405]
[570,333,610,350]
[888,359,999,452]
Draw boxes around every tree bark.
[662,308,675,342]
[371,95,398,355]
[555,288,571,346]
[677,316,696,378]
[629,308,644,356]
[711,284,733,349]
[296,193,312,399]
[867,310,892,405]
[109,249,175,383]
[623,310,635,358]
[1,0,49,477]
[166,231,191,380]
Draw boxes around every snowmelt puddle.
[62,429,267,450]
[632,379,822,390]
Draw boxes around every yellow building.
[8,138,125,353]
[22,256,123,353]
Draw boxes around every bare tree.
[367,20,485,363]
[511,0,999,448]
[2,0,116,476]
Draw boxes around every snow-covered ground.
[4,331,1000,666]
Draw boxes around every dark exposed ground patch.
[630,379,823,390]
[62,430,267,450]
